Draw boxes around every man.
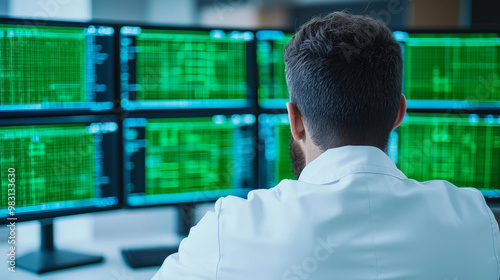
[153,12,500,279]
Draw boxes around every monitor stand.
[121,203,196,268]
[17,219,104,274]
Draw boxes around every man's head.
[285,11,406,178]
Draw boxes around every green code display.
[275,123,294,182]
[145,118,234,195]
[403,33,500,101]
[0,124,96,208]
[135,30,248,101]
[0,25,86,105]
[257,34,293,105]
[397,113,500,190]
[259,114,294,188]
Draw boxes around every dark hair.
[284,11,402,151]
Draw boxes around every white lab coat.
[153,146,500,279]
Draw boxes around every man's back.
[153,146,500,279]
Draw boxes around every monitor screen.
[0,117,119,222]
[124,115,256,206]
[394,31,500,109]
[120,27,254,110]
[389,113,500,199]
[259,114,295,188]
[0,23,115,113]
[256,31,294,109]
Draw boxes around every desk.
[0,206,190,280]
[0,202,214,279]
[0,233,181,280]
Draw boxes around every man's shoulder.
[213,180,319,242]
[218,180,290,209]
[417,179,485,200]
[213,179,317,226]
[407,178,491,216]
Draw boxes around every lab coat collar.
[298,145,407,184]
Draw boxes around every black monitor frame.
[0,115,122,224]
[121,110,259,209]
[254,29,295,110]
[118,23,259,112]
[396,29,500,206]
[0,18,117,118]
[254,28,500,112]
[393,112,500,204]
[393,28,500,111]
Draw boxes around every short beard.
[290,137,306,179]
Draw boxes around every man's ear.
[286,102,305,141]
[393,94,407,130]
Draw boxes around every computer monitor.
[120,26,255,110]
[258,114,295,188]
[389,113,500,201]
[0,20,115,114]
[123,114,256,207]
[122,114,257,268]
[0,116,120,220]
[0,116,120,273]
[394,31,500,109]
[256,31,294,109]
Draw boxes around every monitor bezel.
[396,30,500,206]
[0,18,117,118]
[253,28,500,111]
[394,28,500,111]
[0,115,123,224]
[254,29,295,110]
[121,111,259,209]
[117,22,259,112]
[395,111,500,204]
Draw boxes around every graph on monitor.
[389,113,500,198]
[0,120,119,219]
[124,115,255,206]
[394,32,500,108]
[256,31,293,109]
[120,27,254,109]
[259,114,295,188]
[0,23,114,112]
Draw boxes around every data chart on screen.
[259,114,295,188]
[124,115,255,206]
[389,113,500,198]
[256,31,293,109]
[0,24,114,112]
[394,32,500,109]
[0,121,119,218]
[120,27,254,109]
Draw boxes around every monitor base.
[17,250,104,274]
[121,203,195,269]
[122,246,178,268]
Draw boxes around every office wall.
[199,2,259,28]
[92,0,147,23]
[92,0,195,25]
[146,0,195,25]
[289,0,410,30]
[409,0,460,27]
[9,0,92,21]
[0,1,8,17]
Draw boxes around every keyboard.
[122,246,178,268]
